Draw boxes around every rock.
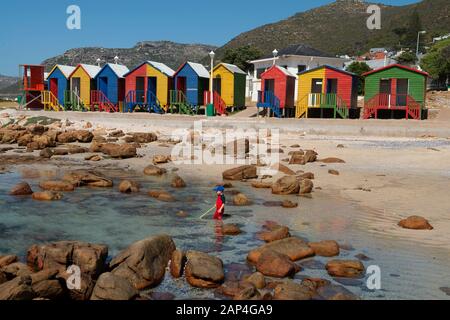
[222,165,258,181]
[9,182,33,195]
[216,281,254,298]
[144,165,167,176]
[130,132,158,143]
[30,269,66,300]
[153,155,171,165]
[398,216,433,230]
[251,181,272,189]
[290,144,301,148]
[17,133,33,146]
[39,180,75,192]
[308,240,340,257]
[325,260,365,278]
[337,144,345,148]
[301,277,331,291]
[0,271,6,285]
[272,163,296,175]
[243,272,266,289]
[85,155,102,161]
[248,237,314,264]
[27,124,46,135]
[256,250,297,278]
[170,250,186,278]
[233,193,252,206]
[299,178,314,194]
[91,272,138,300]
[171,175,186,188]
[257,226,291,242]
[328,169,340,175]
[271,176,300,195]
[0,255,18,268]
[185,251,224,288]
[39,148,55,158]
[109,235,176,290]
[27,241,108,277]
[273,281,314,300]
[1,262,33,278]
[144,292,176,300]
[96,143,137,158]
[223,224,241,235]
[27,135,56,151]
[320,157,346,164]
[316,284,359,300]
[32,191,62,201]
[57,130,93,143]
[282,200,298,208]
[108,130,125,137]
[0,276,35,300]
[300,172,315,180]
[303,150,318,163]
[148,190,175,202]
[63,170,113,188]
[354,253,372,261]
[233,285,261,300]
[289,154,305,165]
[118,180,140,193]
[84,122,93,129]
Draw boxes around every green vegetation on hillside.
[421,38,450,83]
[222,46,262,72]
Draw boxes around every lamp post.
[272,49,278,66]
[416,30,426,59]
[209,51,215,105]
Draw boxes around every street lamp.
[209,51,215,104]
[416,30,426,58]
[272,49,278,66]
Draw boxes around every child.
[212,186,226,220]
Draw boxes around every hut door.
[379,79,391,107]
[50,78,58,97]
[311,79,323,93]
[396,79,408,106]
[136,77,145,103]
[148,77,157,97]
[213,77,222,95]
[326,79,338,94]
[264,79,275,93]
[72,78,81,96]
[99,77,108,96]
[177,77,186,94]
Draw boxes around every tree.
[406,10,423,49]
[222,46,263,72]
[346,62,372,95]
[421,38,450,85]
[397,51,417,65]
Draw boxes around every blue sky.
[0,0,419,76]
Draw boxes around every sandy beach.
[1,109,449,300]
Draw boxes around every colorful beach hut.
[173,62,210,107]
[362,64,428,120]
[296,65,358,119]
[212,63,246,108]
[124,61,175,113]
[46,65,75,109]
[93,63,129,112]
[68,64,101,110]
[257,65,296,118]
[18,64,46,110]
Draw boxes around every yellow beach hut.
[68,64,101,109]
[212,63,246,108]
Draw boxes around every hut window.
[297,65,307,73]
[256,68,265,79]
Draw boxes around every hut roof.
[71,64,101,78]
[218,63,246,75]
[362,64,429,77]
[298,65,356,76]
[104,63,129,78]
[48,65,76,79]
[147,61,175,77]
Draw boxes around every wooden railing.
[296,93,349,118]
[41,90,62,111]
[91,90,117,112]
[257,91,281,118]
[363,93,422,119]
[204,91,227,115]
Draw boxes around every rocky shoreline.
[0,113,439,300]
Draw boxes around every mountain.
[41,41,217,72]
[0,74,18,91]
[0,75,19,97]
[215,0,450,59]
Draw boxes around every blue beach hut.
[173,62,210,106]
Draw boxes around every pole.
[198,206,216,219]
[416,32,421,58]
[210,56,214,104]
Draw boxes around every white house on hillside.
[247,44,349,102]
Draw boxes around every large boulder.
[30,269,66,300]
[129,132,157,144]
[222,165,257,181]
[148,190,175,202]
[319,157,346,164]
[144,165,167,176]
[109,235,176,290]
[242,272,266,289]
[325,260,365,278]
[271,163,296,175]
[39,180,75,192]
[248,237,314,264]
[152,155,171,165]
[299,178,314,195]
[185,251,224,288]
[0,255,18,268]
[99,143,137,158]
[273,281,314,300]
[9,182,33,195]
[398,216,433,230]
[222,224,242,236]
[308,240,340,257]
[1,262,33,278]
[256,250,297,278]
[90,272,138,300]
[32,191,62,201]
[0,276,35,300]
[271,176,300,195]
[57,130,93,143]
[63,170,113,188]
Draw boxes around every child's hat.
[213,186,225,192]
